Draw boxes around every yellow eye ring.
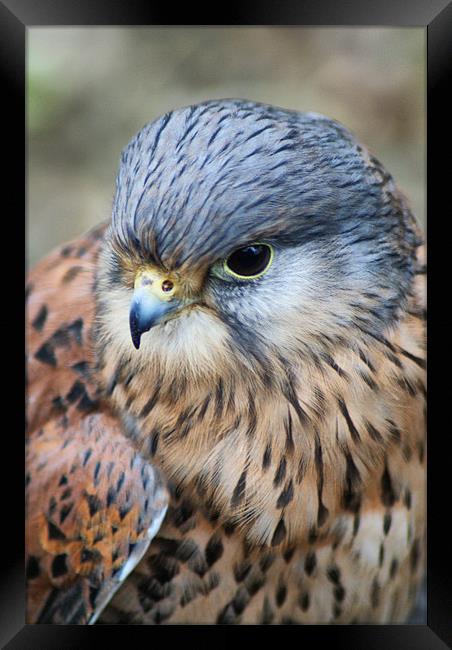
[223,243,274,280]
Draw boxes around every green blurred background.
[27,27,425,267]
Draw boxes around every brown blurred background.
[27,27,425,267]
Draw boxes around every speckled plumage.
[26,99,426,624]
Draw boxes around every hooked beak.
[129,269,182,349]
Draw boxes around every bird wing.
[26,223,169,624]
[26,222,107,435]
[26,414,168,624]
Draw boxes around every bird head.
[95,99,417,388]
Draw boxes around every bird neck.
[96,306,425,550]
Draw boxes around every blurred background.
[27,27,425,267]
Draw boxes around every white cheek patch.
[100,288,230,378]
[159,309,230,376]
[239,247,354,354]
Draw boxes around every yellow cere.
[134,268,177,300]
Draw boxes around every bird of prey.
[26,99,426,625]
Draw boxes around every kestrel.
[26,99,426,625]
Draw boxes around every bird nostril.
[161,280,174,293]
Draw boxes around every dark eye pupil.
[226,244,271,277]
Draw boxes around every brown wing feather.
[26,222,107,434]
[26,223,169,624]
[26,413,168,624]
[26,224,106,433]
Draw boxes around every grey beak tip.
[129,291,180,349]
[129,305,143,350]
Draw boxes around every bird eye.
[223,243,274,279]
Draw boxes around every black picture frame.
[3,1,451,647]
